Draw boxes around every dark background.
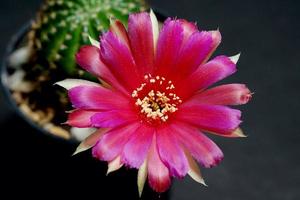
[1,0,299,199]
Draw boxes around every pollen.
[131,75,182,123]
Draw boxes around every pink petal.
[147,134,171,193]
[178,55,237,99]
[176,103,242,135]
[172,31,214,81]
[90,110,138,128]
[155,18,183,75]
[100,31,141,91]
[92,123,140,161]
[128,12,155,75]
[180,19,198,43]
[109,19,130,49]
[193,84,252,105]
[156,126,189,178]
[67,109,98,128]
[202,30,222,64]
[75,45,126,93]
[172,122,223,168]
[68,85,130,110]
[121,125,154,168]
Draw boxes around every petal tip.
[88,35,100,48]
[232,128,248,138]
[72,145,89,156]
[229,53,241,64]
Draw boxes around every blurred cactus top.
[28,0,147,75]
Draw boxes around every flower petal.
[128,12,155,75]
[172,122,223,168]
[109,19,130,49]
[121,125,154,168]
[150,10,159,52]
[155,18,183,75]
[202,30,222,64]
[193,84,252,106]
[72,128,107,156]
[67,109,98,128]
[184,149,206,185]
[107,156,123,175]
[68,85,130,110]
[208,127,247,138]
[176,103,242,135]
[89,36,100,48]
[55,78,99,90]
[137,159,148,197]
[178,55,237,99]
[75,46,126,93]
[90,110,138,128]
[156,126,189,178]
[172,31,214,81]
[100,31,141,91]
[180,19,198,43]
[229,53,241,64]
[92,123,140,161]
[147,134,171,193]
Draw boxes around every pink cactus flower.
[56,11,251,195]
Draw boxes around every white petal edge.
[150,9,159,52]
[137,159,148,197]
[70,127,96,142]
[229,53,241,64]
[231,128,247,137]
[89,35,100,48]
[72,129,107,156]
[107,156,123,175]
[185,149,207,186]
[55,79,100,90]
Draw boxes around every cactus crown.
[29,0,147,76]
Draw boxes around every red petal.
[128,12,155,75]
[172,122,224,168]
[176,103,242,135]
[100,31,141,91]
[156,126,189,178]
[201,30,222,64]
[155,18,184,76]
[121,125,154,168]
[110,19,130,49]
[193,84,252,105]
[178,55,237,99]
[90,110,138,128]
[92,123,140,161]
[147,134,171,193]
[75,45,126,93]
[68,85,130,110]
[172,31,214,81]
[180,19,198,43]
[67,109,98,128]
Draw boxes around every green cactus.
[28,0,147,76]
[10,0,147,139]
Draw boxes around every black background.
[1,0,299,199]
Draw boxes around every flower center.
[132,74,182,123]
